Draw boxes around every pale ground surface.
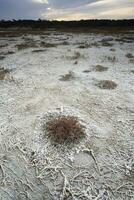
[0,30,134,200]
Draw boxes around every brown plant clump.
[126,53,134,59]
[96,80,117,90]
[59,71,75,81]
[83,69,91,73]
[46,116,85,144]
[94,65,108,72]
[0,67,10,80]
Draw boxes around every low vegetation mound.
[126,53,134,59]
[40,42,57,48]
[59,71,75,81]
[96,80,117,89]
[94,65,108,72]
[16,42,37,50]
[45,115,85,144]
[65,51,85,60]
[0,67,10,80]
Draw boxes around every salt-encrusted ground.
[0,30,134,200]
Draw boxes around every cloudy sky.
[0,0,134,20]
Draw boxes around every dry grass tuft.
[110,48,116,52]
[102,42,113,47]
[2,51,15,55]
[68,51,85,60]
[0,56,5,60]
[46,116,85,144]
[104,56,117,63]
[83,69,91,73]
[126,53,134,59]
[96,80,117,90]
[0,67,10,80]
[16,42,37,50]
[61,41,69,45]
[78,44,91,49]
[94,65,108,72]
[0,44,8,48]
[72,52,82,59]
[59,71,75,81]
[32,49,46,53]
[74,61,78,65]
[40,42,57,48]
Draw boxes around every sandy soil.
[0,30,134,200]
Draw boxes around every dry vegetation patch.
[96,80,117,89]
[110,48,116,52]
[60,41,69,46]
[101,41,113,47]
[2,51,15,55]
[73,61,78,65]
[66,51,85,60]
[16,42,37,50]
[78,43,91,48]
[104,55,117,63]
[32,49,46,53]
[0,67,10,80]
[40,42,57,48]
[83,69,91,73]
[45,115,85,144]
[126,53,134,59]
[0,56,5,60]
[115,36,134,43]
[94,65,108,72]
[0,44,8,48]
[59,71,75,81]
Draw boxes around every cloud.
[42,0,134,20]
[0,0,48,19]
[0,0,133,20]
[99,7,134,19]
[32,0,49,4]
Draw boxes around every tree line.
[0,19,134,29]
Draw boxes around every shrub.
[65,51,85,60]
[16,42,37,50]
[126,53,134,59]
[94,65,108,72]
[0,67,10,80]
[59,71,75,81]
[46,116,85,144]
[40,42,57,48]
[83,69,91,73]
[96,80,117,89]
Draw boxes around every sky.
[0,0,134,20]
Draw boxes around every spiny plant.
[45,116,85,144]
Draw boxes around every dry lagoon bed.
[0,30,134,200]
